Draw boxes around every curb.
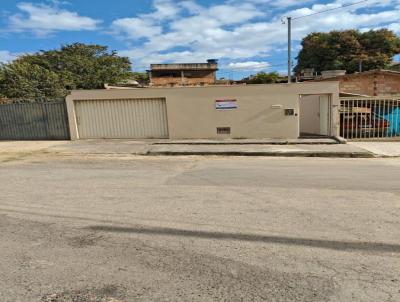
[152,142,338,146]
[152,138,339,146]
[333,136,347,144]
[0,148,377,159]
[147,151,375,158]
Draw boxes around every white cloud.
[388,22,400,33]
[0,51,17,63]
[8,2,101,36]
[112,18,162,39]
[242,0,316,8]
[113,0,400,71]
[113,0,267,66]
[228,61,270,71]
[146,0,183,20]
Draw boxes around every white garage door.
[75,98,169,139]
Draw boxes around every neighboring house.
[299,68,318,81]
[318,70,400,97]
[148,60,218,87]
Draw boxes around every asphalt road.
[0,154,399,301]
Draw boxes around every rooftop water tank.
[207,59,218,64]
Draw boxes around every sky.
[0,0,399,79]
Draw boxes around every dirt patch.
[41,284,126,302]
[0,152,33,163]
[66,233,104,248]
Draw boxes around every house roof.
[150,63,218,71]
[339,92,371,98]
[319,69,400,81]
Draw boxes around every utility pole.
[287,17,292,84]
[284,0,368,84]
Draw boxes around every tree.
[390,63,400,72]
[242,72,280,84]
[0,62,66,100]
[131,72,150,85]
[17,43,132,89]
[295,29,400,74]
[0,43,132,100]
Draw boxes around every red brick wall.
[374,73,400,96]
[338,73,400,96]
[151,72,216,87]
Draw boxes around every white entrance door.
[319,95,330,136]
[300,94,331,136]
[75,98,169,139]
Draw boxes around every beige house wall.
[66,82,340,140]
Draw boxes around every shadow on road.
[87,225,400,253]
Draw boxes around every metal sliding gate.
[340,98,400,140]
[74,98,169,139]
[0,101,70,140]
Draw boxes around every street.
[0,154,399,301]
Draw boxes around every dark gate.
[0,101,70,140]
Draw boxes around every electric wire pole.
[287,17,292,83]
[285,0,368,84]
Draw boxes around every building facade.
[149,60,218,87]
[319,70,400,97]
[66,82,340,140]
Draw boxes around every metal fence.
[340,97,400,140]
[0,101,70,140]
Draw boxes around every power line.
[135,1,371,78]
[292,0,369,20]
[285,0,369,83]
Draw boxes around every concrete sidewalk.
[0,139,377,158]
[349,142,400,157]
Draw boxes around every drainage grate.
[217,127,231,135]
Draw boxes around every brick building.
[149,60,218,87]
[319,70,400,97]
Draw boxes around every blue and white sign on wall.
[216,99,238,110]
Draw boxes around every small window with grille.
[217,127,231,134]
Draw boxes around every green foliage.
[131,72,149,85]
[0,62,66,100]
[17,43,132,90]
[242,72,280,84]
[0,43,132,100]
[295,29,400,74]
[390,63,400,71]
